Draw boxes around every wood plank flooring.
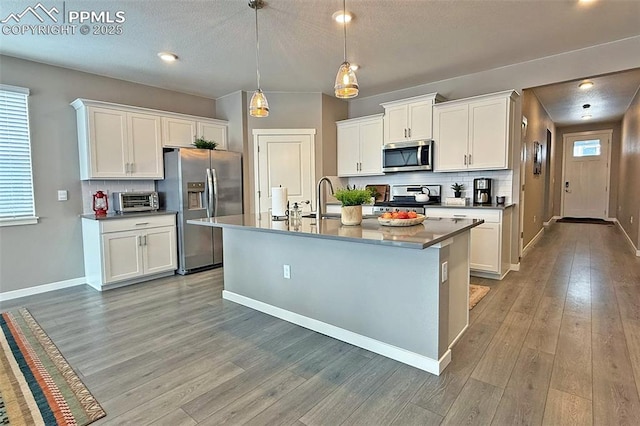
[2,222,639,425]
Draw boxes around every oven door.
[382,140,432,172]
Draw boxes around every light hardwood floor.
[2,222,640,425]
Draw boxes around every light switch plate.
[57,190,68,201]
[441,261,448,283]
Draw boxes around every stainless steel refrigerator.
[157,148,242,274]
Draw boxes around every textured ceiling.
[532,69,640,126]
[0,0,639,125]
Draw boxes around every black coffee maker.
[473,178,492,205]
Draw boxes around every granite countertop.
[80,210,177,220]
[188,213,483,250]
[327,201,514,210]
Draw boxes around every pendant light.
[334,0,358,98]
[249,0,269,117]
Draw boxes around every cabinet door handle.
[408,128,411,138]
[130,162,135,173]
[453,214,468,218]
[464,155,467,165]
[468,154,472,165]
[143,235,147,246]
[138,235,142,246]
[404,129,407,138]
[135,222,149,226]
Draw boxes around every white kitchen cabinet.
[337,114,384,177]
[161,116,196,148]
[380,93,444,144]
[82,214,177,290]
[425,206,513,279]
[72,100,163,179]
[433,90,518,172]
[162,116,228,150]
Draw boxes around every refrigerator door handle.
[211,168,219,217]
[206,168,214,218]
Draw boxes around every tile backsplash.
[347,170,514,203]
[81,180,155,214]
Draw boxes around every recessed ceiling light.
[157,52,178,62]
[578,80,594,90]
[581,114,592,120]
[349,64,359,71]
[332,10,353,23]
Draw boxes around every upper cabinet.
[337,114,384,177]
[72,99,229,180]
[433,90,518,172]
[161,116,228,150]
[72,100,163,180]
[380,93,444,144]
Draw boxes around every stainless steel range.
[373,184,441,215]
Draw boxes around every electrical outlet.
[533,215,536,223]
[631,216,634,224]
[441,261,448,283]
[57,190,68,201]
[283,264,291,279]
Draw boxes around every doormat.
[0,308,106,426]
[469,284,490,310]
[557,217,613,225]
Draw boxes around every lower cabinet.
[82,214,177,290]
[425,207,513,279]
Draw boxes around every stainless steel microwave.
[382,140,433,172]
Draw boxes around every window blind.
[0,84,37,225]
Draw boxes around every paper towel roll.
[271,187,288,217]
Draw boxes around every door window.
[573,139,601,157]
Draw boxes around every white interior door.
[562,131,611,219]
[254,130,316,214]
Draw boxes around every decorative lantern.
[92,191,109,216]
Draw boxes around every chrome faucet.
[315,176,334,219]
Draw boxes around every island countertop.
[188,213,483,250]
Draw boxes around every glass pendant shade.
[249,89,269,117]
[334,61,359,99]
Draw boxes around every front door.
[561,130,611,219]
[254,130,316,214]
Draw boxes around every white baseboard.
[510,263,521,272]
[522,227,545,257]
[223,290,451,375]
[614,220,640,257]
[0,277,86,302]
[543,216,560,226]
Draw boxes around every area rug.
[0,308,106,425]
[557,217,613,225]
[469,285,490,310]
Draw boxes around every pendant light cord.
[342,0,347,62]
[254,1,261,90]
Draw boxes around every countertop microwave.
[382,140,433,172]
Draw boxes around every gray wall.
[619,88,640,249]
[0,56,217,293]
[521,90,555,247]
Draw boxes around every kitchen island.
[188,214,483,375]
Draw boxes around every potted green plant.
[451,182,465,198]
[333,186,374,226]
[193,137,218,150]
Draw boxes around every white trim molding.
[614,219,640,257]
[522,227,545,257]
[252,128,316,136]
[0,277,86,302]
[223,290,451,375]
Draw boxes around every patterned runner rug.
[0,308,106,425]
[469,284,490,310]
